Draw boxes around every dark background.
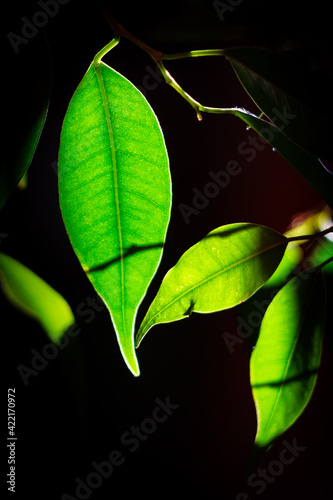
[2,1,333,499]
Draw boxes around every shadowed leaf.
[225,46,333,162]
[231,108,333,211]
[1,34,51,208]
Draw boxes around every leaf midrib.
[139,237,286,337]
[258,272,320,445]
[95,63,126,333]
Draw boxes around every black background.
[2,1,333,499]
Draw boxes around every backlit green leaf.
[0,252,75,342]
[58,60,171,376]
[136,223,287,345]
[250,267,326,458]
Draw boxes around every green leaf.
[0,253,75,342]
[2,34,51,209]
[263,242,303,289]
[234,242,303,355]
[225,46,333,162]
[136,223,287,345]
[250,267,326,460]
[232,108,333,211]
[309,237,333,273]
[58,60,171,376]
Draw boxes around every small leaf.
[225,46,333,162]
[58,60,171,376]
[0,253,75,342]
[136,223,287,345]
[250,267,326,460]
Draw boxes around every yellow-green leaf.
[136,223,287,345]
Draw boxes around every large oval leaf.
[136,223,287,345]
[58,60,171,376]
[225,46,333,162]
[250,267,326,460]
[0,252,75,342]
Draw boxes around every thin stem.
[316,255,333,271]
[101,10,163,61]
[102,9,227,63]
[161,49,226,60]
[156,59,255,121]
[287,225,333,243]
[93,36,120,66]
[156,63,204,120]
[101,12,266,123]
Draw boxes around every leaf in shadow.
[225,46,333,162]
[2,33,51,208]
[231,108,333,211]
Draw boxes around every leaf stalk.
[93,36,120,66]
[287,225,333,244]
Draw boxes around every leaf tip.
[120,343,141,377]
[125,356,141,377]
[135,332,144,350]
[131,367,141,377]
[135,320,151,348]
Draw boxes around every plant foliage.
[58,53,171,376]
[2,11,332,474]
